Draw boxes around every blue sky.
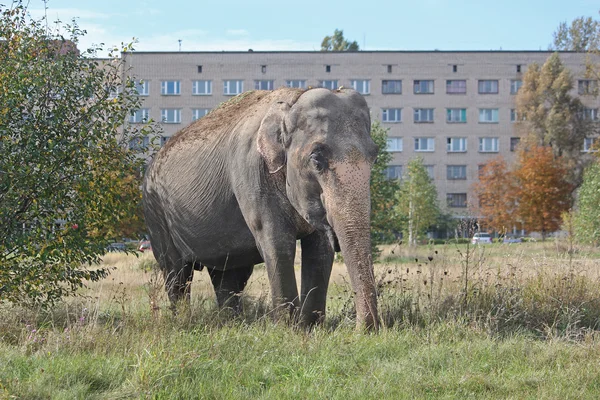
[25,0,600,55]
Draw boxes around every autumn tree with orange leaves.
[513,146,574,240]
[472,157,518,234]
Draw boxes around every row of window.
[381,107,598,123]
[378,169,469,208]
[385,136,597,153]
[137,79,322,96]
[135,79,599,97]
[386,137,505,153]
[129,108,211,123]
[384,164,470,181]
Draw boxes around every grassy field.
[2,240,600,399]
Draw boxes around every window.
[510,79,522,94]
[479,137,499,152]
[192,108,210,121]
[447,137,467,152]
[583,137,597,152]
[478,80,499,94]
[578,79,597,95]
[581,108,598,121]
[255,80,275,90]
[129,108,150,123]
[516,64,522,73]
[261,65,267,74]
[351,79,370,95]
[447,193,467,208]
[414,137,435,152]
[452,65,458,73]
[447,165,467,180]
[223,80,244,95]
[325,65,331,73]
[319,80,338,90]
[382,80,402,94]
[425,165,434,179]
[384,165,403,180]
[286,80,307,89]
[135,80,149,96]
[197,65,203,73]
[414,108,434,123]
[510,109,518,123]
[446,80,466,94]
[387,65,392,73]
[161,80,180,95]
[128,136,150,151]
[161,108,181,124]
[414,80,434,94]
[160,136,170,147]
[478,164,486,178]
[479,108,499,123]
[106,85,121,99]
[192,80,212,95]
[446,108,467,123]
[382,108,402,123]
[510,137,520,152]
[386,137,403,152]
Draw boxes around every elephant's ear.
[257,101,291,174]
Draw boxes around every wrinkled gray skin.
[142,87,379,329]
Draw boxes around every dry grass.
[78,240,600,338]
[3,240,600,398]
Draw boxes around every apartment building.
[121,50,600,216]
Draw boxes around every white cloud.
[24,8,317,56]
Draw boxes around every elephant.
[142,87,379,329]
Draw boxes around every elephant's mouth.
[301,204,339,253]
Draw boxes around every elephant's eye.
[309,152,328,173]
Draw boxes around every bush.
[0,3,160,307]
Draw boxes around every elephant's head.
[257,88,379,330]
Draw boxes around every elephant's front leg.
[299,230,334,327]
[254,226,300,322]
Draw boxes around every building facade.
[122,50,599,216]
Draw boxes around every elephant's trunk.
[334,216,379,330]
[323,160,379,330]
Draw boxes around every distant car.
[106,242,126,252]
[138,240,152,252]
[502,235,522,244]
[471,232,493,244]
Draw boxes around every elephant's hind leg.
[164,262,194,307]
[208,265,254,313]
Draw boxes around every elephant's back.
[161,87,303,154]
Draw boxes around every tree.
[369,122,400,256]
[513,146,574,240]
[0,2,159,307]
[552,13,600,100]
[321,29,359,52]
[552,16,600,52]
[515,52,596,185]
[573,161,600,245]
[395,157,439,246]
[471,157,518,234]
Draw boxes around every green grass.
[3,318,600,399]
[2,240,600,398]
